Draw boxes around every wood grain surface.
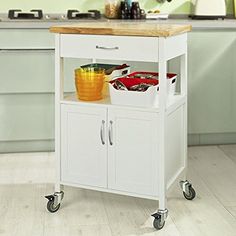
[50,22,192,37]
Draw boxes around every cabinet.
[0,29,55,152]
[188,31,236,134]
[46,22,196,230]
[61,104,159,195]
[0,28,82,152]
[169,30,236,145]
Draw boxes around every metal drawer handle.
[100,120,105,145]
[109,120,113,146]
[96,45,119,50]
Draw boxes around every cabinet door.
[169,31,236,137]
[108,108,159,196]
[0,94,54,141]
[61,104,107,188]
[0,50,54,93]
[188,31,236,134]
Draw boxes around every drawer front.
[0,94,54,141]
[60,34,159,62]
[0,29,54,48]
[0,50,54,93]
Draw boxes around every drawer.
[0,29,54,48]
[60,34,159,62]
[0,94,54,141]
[0,50,54,93]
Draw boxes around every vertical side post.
[158,37,167,211]
[55,33,64,193]
[180,34,188,179]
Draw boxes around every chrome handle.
[109,121,113,146]
[96,45,119,50]
[100,120,105,145]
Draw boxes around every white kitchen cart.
[45,22,196,230]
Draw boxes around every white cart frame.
[45,31,195,230]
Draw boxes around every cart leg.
[45,34,65,214]
[55,183,64,193]
[180,180,196,200]
[152,37,169,230]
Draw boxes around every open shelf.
[61,93,186,113]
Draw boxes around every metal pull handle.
[100,120,105,145]
[109,121,113,146]
[96,45,119,50]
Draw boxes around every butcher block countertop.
[50,22,192,37]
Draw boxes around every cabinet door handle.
[109,121,113,146]
[96,45,119,50]
[100,120,105,145]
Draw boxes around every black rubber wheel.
[183,186,196,200]
[153,218,165,230]
[47,200,60,213]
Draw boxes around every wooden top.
[50,22,192,37]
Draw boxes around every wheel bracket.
[45,191,64,207]
[180,180,192,196]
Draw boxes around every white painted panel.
[0,50,54,93]
[60,34,159,62]
[108,108,159,196]
[0,94,54,141]
[188,31,236,134]
[166,106,184,186]
[61,104,107,188]
[0,29,54,48]
[165,33,187,60]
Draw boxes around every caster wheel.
[183,186,196,200]
[153,217,165,230]
[47,200,60,213]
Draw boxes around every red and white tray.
[109,72,177,107]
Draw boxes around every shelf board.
[62,94,112,106]
[60,93,186,113]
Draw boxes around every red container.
[109,71,177,107]
[110,72,176,91]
